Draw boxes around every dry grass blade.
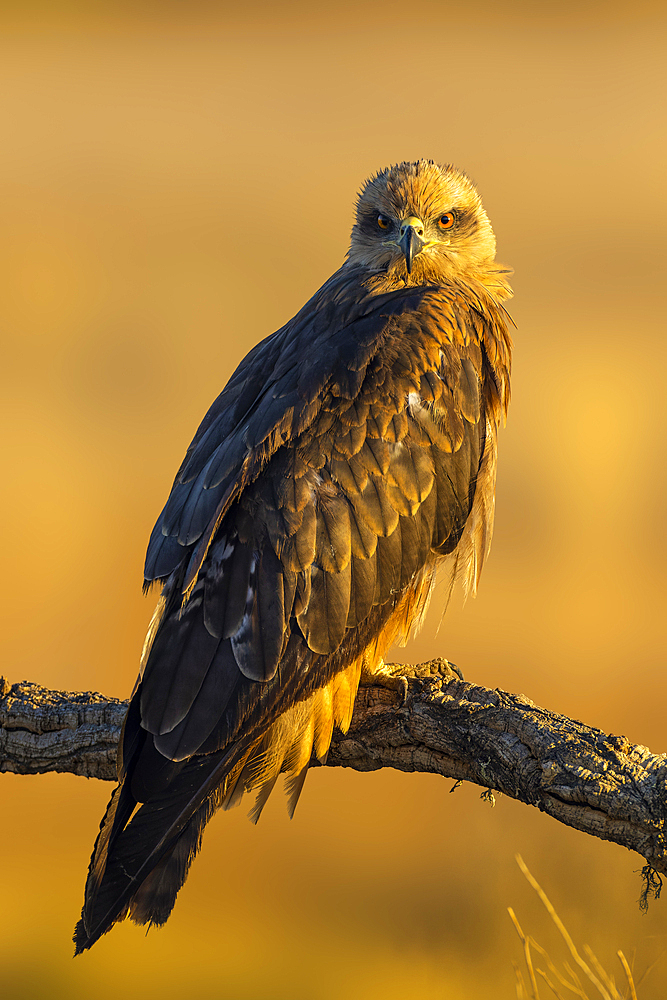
[509,907,541,999]
[514,961,528,1000]
[537,968,569,1000]
[516,855,614,1000]
[584,945,619,998]
[634,949,664,991]
[617,952,638,1000]
[530,939,589,998]
[563,963,586,995]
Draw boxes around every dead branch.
[1,668,665,881]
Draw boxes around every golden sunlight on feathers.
[74,159,512,953]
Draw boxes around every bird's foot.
[361,658,463,705]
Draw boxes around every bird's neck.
[357,259,513,304]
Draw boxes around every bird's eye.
[377,214,391,230]
[438,213,455,230]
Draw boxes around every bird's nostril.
[401,223,424,237]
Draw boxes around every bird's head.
[348,160,498,286]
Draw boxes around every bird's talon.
[447,661,465,682]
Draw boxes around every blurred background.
[1,2,666,997]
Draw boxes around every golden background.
[1,2,666,996]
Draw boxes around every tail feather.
[128,796,215,926]
[285,765,309,819]
[73,737,254,954]
[75,779,137,943]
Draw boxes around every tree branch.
[1,668,666,881]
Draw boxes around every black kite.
[75,160,513,952]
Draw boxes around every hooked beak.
[398,216,426,273]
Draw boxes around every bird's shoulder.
[143,269,505,587]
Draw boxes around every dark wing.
[74,274,510,953]
[143,266,408,587]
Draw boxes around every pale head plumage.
[348,159,500,288]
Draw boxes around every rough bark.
[1,668,666,882]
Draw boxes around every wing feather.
[140,580,220,736]
[346,551,376,628]
[315,492,351,573]
[375,522,403,604]
[231,546,286,682]
[214,539,255,640]
[153,639,240,760]
[297,558,352,654]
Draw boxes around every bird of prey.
[74,159,513,952]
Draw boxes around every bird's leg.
[360,658,464,704]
